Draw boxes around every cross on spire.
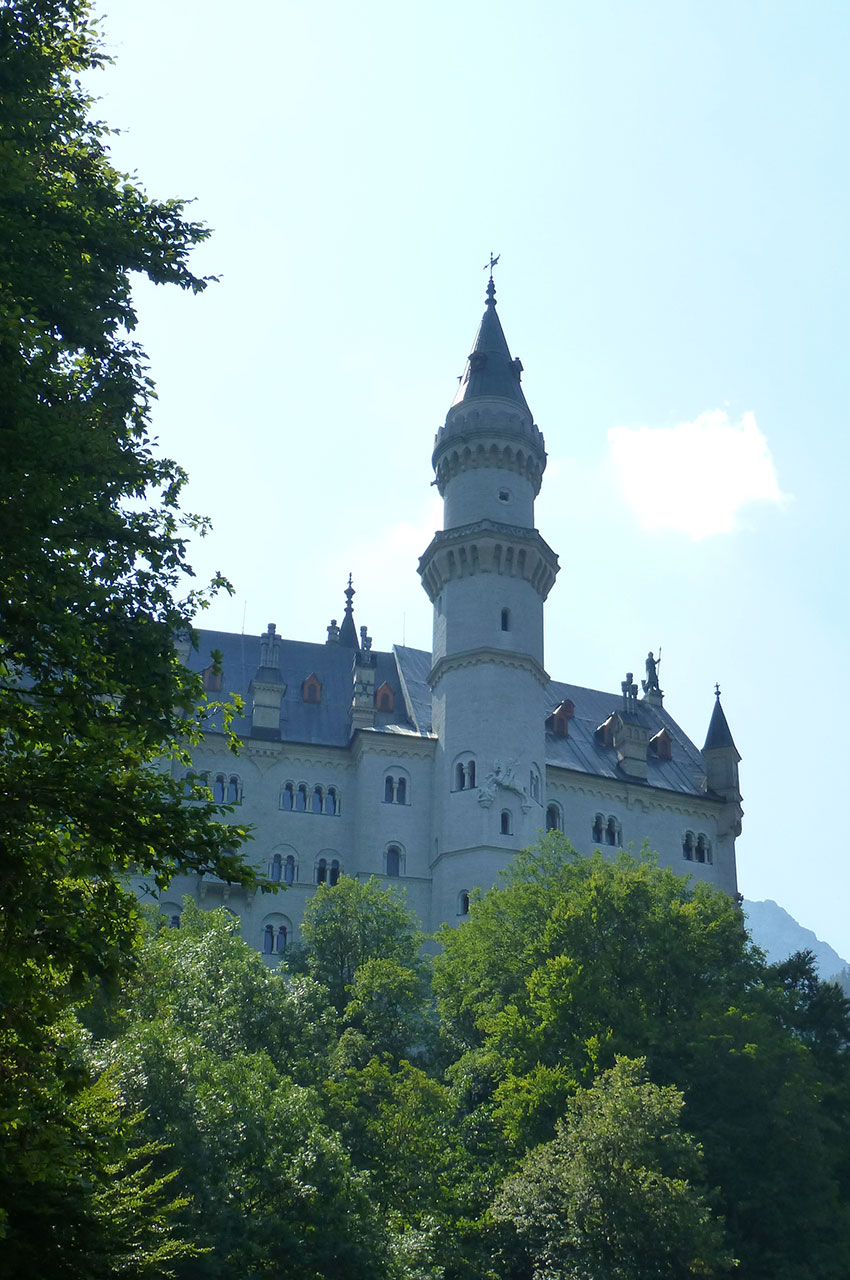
[483,251,500,279]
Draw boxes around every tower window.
[316,858,327,884]
[546,803,562,832]
[501,607,510,632]
[213,774,226,803]
[592,813,605,844]
[325,787,338,815]
[683,832,695,861]
[284,854,295,884]
[276,925,287,954]
[296,784,308,812]
[385,776,395,803]
[271,853,282,882]
[280,783,294,810]
[459,891,470,917]
[396,777,407,804]
[500,810,512,835]
[454,758,476,790]
[263,924,274,954]
[312,785,323,814]
[386,845,401,877]
[498,488,510,502]
[329,858,340,886]
[227,775,241,804]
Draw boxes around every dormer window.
[548,699,575,738]
[375,682,394,712]
[302,673,322,703]
[595,715,617,748]
[201,664,222,692]
[649,728,673,761]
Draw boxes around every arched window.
[454,758,476,790]
[396,777,407,805]
[606,816,621,847]
[296,784,308,812]
[529,769,540,802]
[386,845,401,877]
[276,925,287,954]
[696,834,711,864]
[683,832,695,861]
[280,783,294,810]
[170,915,180,929]
[385,776,395,803]
[592,813,605,844]
[316,858,327,884]
[501,607,510,632]
[284,854,295,884]
[546,803,561,832]
[500,810,512,835]
[271,853,282,882]
[263,924,274,954]
[227,775,240,804]
[329,859,340,886]
[213,774,226,803]
[312,785,323,814]
[459,891,470,917]
[182,772,195,796]
[325,788,337,816]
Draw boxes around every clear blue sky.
[94,0,850,959]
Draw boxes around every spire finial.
[344,573,355,613]
[483,252,500,305]
[714,682,721,699]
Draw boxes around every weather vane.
[483,251,500,278]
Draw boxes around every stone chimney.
[249,623,286,739]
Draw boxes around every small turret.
[249,622,286,739]
[351,625,377,730]
[703,685,741,799]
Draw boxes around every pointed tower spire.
[703,684,739,755]
[451,273,529,411]
[338,574,360,650]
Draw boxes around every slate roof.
[450,278,530,412]
[191,631,714,799]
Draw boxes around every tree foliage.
[493,1056,734,1279]
[0,1,259,1263]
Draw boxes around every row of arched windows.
[280,782,340,815]
[317,857,341,885]
[683,832,713,863]
[183,772,242,804]
[593,813,623,847]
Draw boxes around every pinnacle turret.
[338,574,360,650]
[703,686,740,756]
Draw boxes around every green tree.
[0,0,259,1261]
[434,836,850,1279]
[103,905,391,1279]
[492,1057,734,1280]
[299,876,425,1015]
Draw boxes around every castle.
[145,278,743,955]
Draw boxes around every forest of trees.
[8,851,850,1279]
[4,5,850,1277]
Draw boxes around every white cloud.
[607,410,785,539]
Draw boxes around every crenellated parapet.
[418,519,559,603]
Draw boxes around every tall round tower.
[418,277,559,927]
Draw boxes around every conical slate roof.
[703,690,739,754]
[451,277,530,412]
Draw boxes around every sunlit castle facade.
[142,280,743,955]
